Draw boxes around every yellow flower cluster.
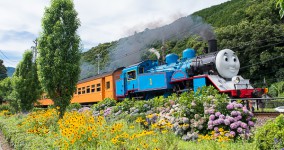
[12,109,169,149]
[198,128,232,142]
[0,110,10,117]
[57,110,98,148]
[19,109,58,135]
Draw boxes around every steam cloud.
[80,15,215,79]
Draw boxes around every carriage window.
[91,85,95,93]
[97,84,101,92]
[82,87,86,94]
[127,70,136,80]
[86,86,90,93]
[75,88,77,94]
[106,81,110,89]
[78,88,81,95]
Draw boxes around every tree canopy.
[0,59,7,80]
[37,0,81,118]
[12,50,41,112]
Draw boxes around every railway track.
[253,112,283,118]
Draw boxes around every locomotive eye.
[224,56,228,62]
[233,57,237,62]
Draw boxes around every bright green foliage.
[37,0,81,118]
[92,98,117,111]
[0,59,7,80]
[269,81,284,97]
[0,77,12,104]
[66,102,81,111]
[254,114,284,149]
[115,98,135,112]
[277,0,284,18]
[13,50,41,112]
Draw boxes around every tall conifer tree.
[13,50,41,112]
[37,0,81,118]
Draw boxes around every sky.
[0,0,228,68]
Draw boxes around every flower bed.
[0,86,261,149]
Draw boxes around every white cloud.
[0,0,228,67]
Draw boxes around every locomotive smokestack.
[208,39,217,53]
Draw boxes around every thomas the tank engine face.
[215,49,240,79]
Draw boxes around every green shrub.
[92,98,116,111]
[0,104,14,112]
[67,102,81,111]
[254,114,284,149]
[116,98,135,112]
[265,100,284,108]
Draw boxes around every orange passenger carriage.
[38,68,123,106]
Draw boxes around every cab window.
[139,67,144,74]
[127,70,136,80]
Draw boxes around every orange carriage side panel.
[72,78,103,103]
[38,98,54,106]
[37,94,54,106]
[112,69,123,100]
[104,75,114,99]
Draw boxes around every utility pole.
[97,54,101,74]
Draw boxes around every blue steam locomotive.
[115,40,265,100]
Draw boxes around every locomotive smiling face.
[215,49,240,78]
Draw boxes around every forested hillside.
[81,0,284,88]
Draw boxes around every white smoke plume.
[148,48,160,60]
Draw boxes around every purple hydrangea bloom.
[230,123,238,129]
[234,117,240,122]
[237,127,243,133]
[236,121,242,126]
[236,111,242,116]
[213,120,219,126]
[237,103,243,108]
[208,121,213,125]
[219,114,225,119]
[248,121,255,127]
[249,112,254,117]
[209,115,215,121]
[243,109,248,114]
[208,109,215,114]
[226,104,234,110]
[230,131,236,137]
[231,111,238,117]
[228,117,235,123]
[218,118,224,124]
[246,117,252,121]
[241,122,248,129]
[215,112,221,117]
[208,125,213,130]
[236,115,242,121]
[214,127,219,132]
[224,119,230,125]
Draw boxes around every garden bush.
[92,98,116,111]
[67,102,81,111]
[254,114,284,149]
